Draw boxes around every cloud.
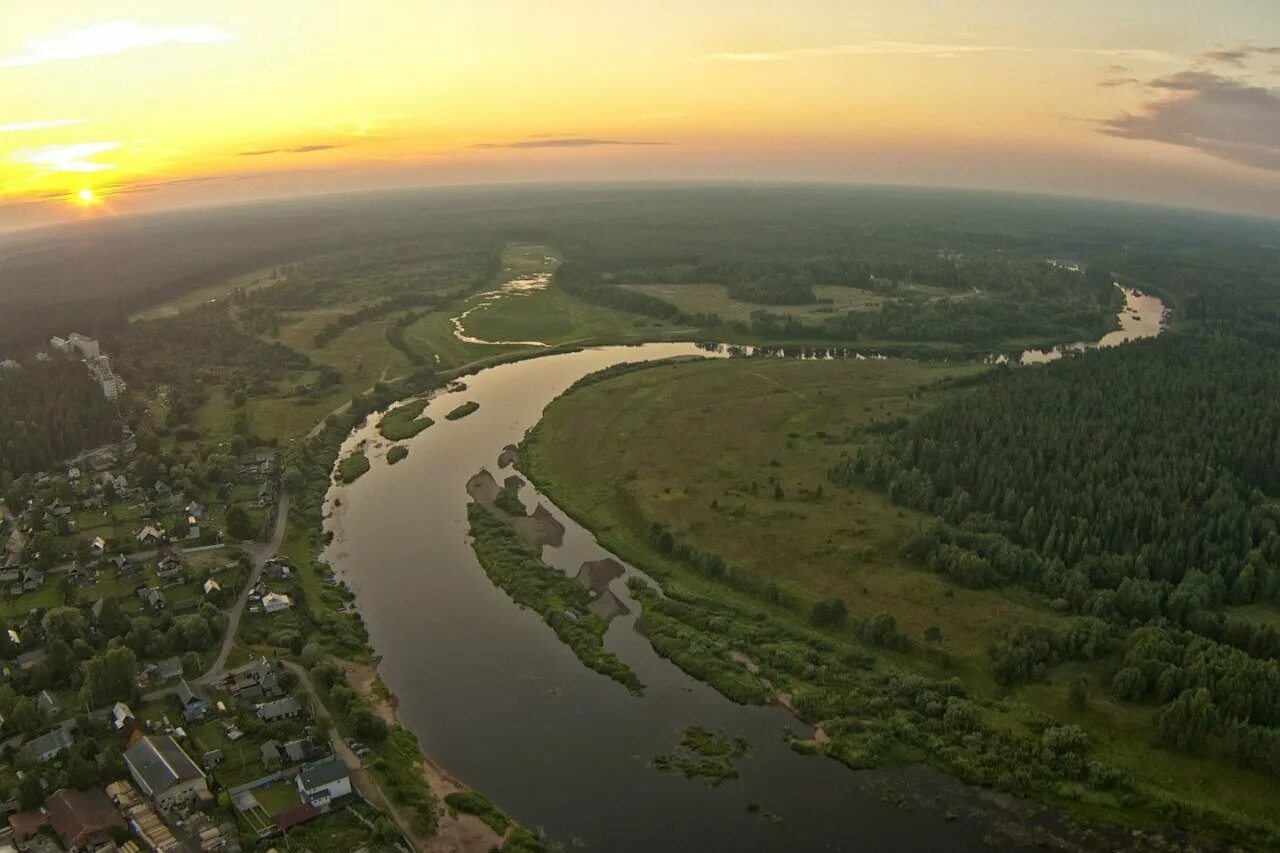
[238,144,343,156]
[1098,65,1141,88]
[1198,45,1280,67]
[11,142,120,172]
[1100,71,1280,171]
[472,137,666,149]
[0,21,231,68]
[701,41,1174,63]
[0,119,87,133]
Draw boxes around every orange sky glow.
[2,1,1279,230]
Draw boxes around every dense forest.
[838,331,1280,771]
[0,360,117,477]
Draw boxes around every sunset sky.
[3,0,1279,230]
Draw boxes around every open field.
[461,284,671,346]
[129,264,283,322]
[521,356,1280,842]
[621,283,887,325]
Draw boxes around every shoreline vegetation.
[466,502,644,694]
[336,449,371,484]
[517,356,1280,850]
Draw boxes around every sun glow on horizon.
[2,0,1279,227]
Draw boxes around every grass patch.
[443,791,510,834]
[445,401,479,421]
[379,400,434,440]
[337,451,371,484]
[652,726,751,787]
[386,445,409,465]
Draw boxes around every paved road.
[196,492,290,685]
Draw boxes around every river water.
[322,289,1166,851]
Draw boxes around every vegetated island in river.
[447,400,481,420]
[379,398,435,440]
[337,449,371,483]
[465,485,644,694]
[387,445,409,464]
[517,350,1280,850]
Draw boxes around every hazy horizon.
[3,1,1279,230]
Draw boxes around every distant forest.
[0,360,117,477]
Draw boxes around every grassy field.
[621,283,887,325]
[462,284,673,346]
[129,264,282,321]
[521,356,1280,841]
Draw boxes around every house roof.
[175,680,201,707]
[157,656,183,680]
[256,696,300,719]
[297,755,348,791]
[274,803,321,830]
[124,735,203,797]
[26,727,74,758]
[45,788,125,848]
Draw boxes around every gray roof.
[283,739,309,762]
[175,680,201,707]
[255,696,300,720]
[26,727,74,760]
[157,656,183,680]
[297,755,348,790]
[124,735,203,797]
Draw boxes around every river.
[322,289,1166,851]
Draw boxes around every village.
[0,392,391,852]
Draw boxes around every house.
[263,559,292,581]
[112,701,136,730]
[202,579,220,596]
[282,738,313,764]
[175,681,206,721]
[123,735,210,808]
[228,657,280,700]
[186,521,201,541]
[155,549,184,580]
[20,566,44,592]
[26,727,74,762]
[261,592,292,613]
[136,525,165,546]
[111,553,138,575]
[138,587,166,611]
[44,787,126,851]
[89,598,105,624]
[201,749,223,770]
[257,482,274,506]
[260,739,283,769]
[156,656,184,682]
[295,756,352,809]
[89,537,107,556]
[81,495,103,511]
[66,563,94,586]
[185,502,206,523]
[255,696,301,723]
[16,648,47,671]
[36,690,59,719]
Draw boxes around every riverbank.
[516,351,1280,848]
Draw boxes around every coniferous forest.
[0,360,117,477]
[840,331,1280,772]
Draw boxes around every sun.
[75,187,98,205]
